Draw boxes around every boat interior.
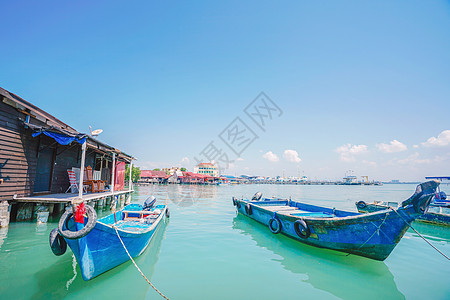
[98,204,165,231]
[373,201,399,207]
[249,198,360,218]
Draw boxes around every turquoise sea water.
[1,184,449,300]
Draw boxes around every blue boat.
[232,181,439,261]
[356,191,450,226]
[49,197,169,280]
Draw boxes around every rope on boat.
[391,208,450,261]
[112,226,170,299]
[66,254,78,290]
[346,211,389,256]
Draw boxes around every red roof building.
[140,170,168,179]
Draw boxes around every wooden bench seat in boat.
[257,205,298,212]
[122,210,159,221]
[287,212,335,218]
[254,204,335,218]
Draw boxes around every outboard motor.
[143,196,157,210]
[252,192,262,201]
[402,180,440,213]
[433,191,449,207]
[435,191,447,201]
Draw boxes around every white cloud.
[283,150,302,163]
[335,144,368,162]
[181,157,190,164]
[262,151,279,162]
[236,157,244,161]
[397,152,431,165]
[422,130,450,147]
[398,153,450,165]
[413,145,419,148]
[376,140,407,153]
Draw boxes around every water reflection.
[410,222,450,243]
[168,185,218,207]
[0,227,7,249]
[32,218,168,299]
[232,214,405,300]
[35,223,48,233]
[135,185,218,207]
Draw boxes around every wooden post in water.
[0,201,10,228]
[128,162,133,191]
[111,152,116,194]
[78,142,87,200]
[100,154,104,176]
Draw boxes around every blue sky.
[1,1,449,181]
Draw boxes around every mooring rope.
[346,211,390,256]
[113,226,170,299]
[66,254,78,290]
[391,208,450,261]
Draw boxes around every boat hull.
[236,199,416,261]
[63,205,167,280]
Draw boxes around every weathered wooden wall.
[0,100,97,199]
[0,100,38,200]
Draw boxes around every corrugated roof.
[0,86,134,161]
[140,170,153,177]
[0,87,78,134]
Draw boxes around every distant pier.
[135,181,383,186]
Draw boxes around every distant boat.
[356,191,450,226]
[232,181,439,261]
[49,197,169,280]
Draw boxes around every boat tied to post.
[233,181,440,261]
[48,196,170,283]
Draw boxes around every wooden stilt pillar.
[0,201,10,228]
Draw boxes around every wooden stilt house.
[0,87,135,225]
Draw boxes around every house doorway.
[34,146,55,193]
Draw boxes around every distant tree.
[125,165,141,183]
[181,167,187,172]
[152,168,161,171]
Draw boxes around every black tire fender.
[245,203,253,215]
[269,218,282,234]
[49,228,67,256]
[58,204,97,240]
[165,207,170,218]
[356,201,367,210]
[294,219,310,239]
[232,197,237,206]
[236,201,241,209]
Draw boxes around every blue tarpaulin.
[32,130,87,145]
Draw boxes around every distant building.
[220,175,248,184]
[162,167,181,175]
[194,162,218,177]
